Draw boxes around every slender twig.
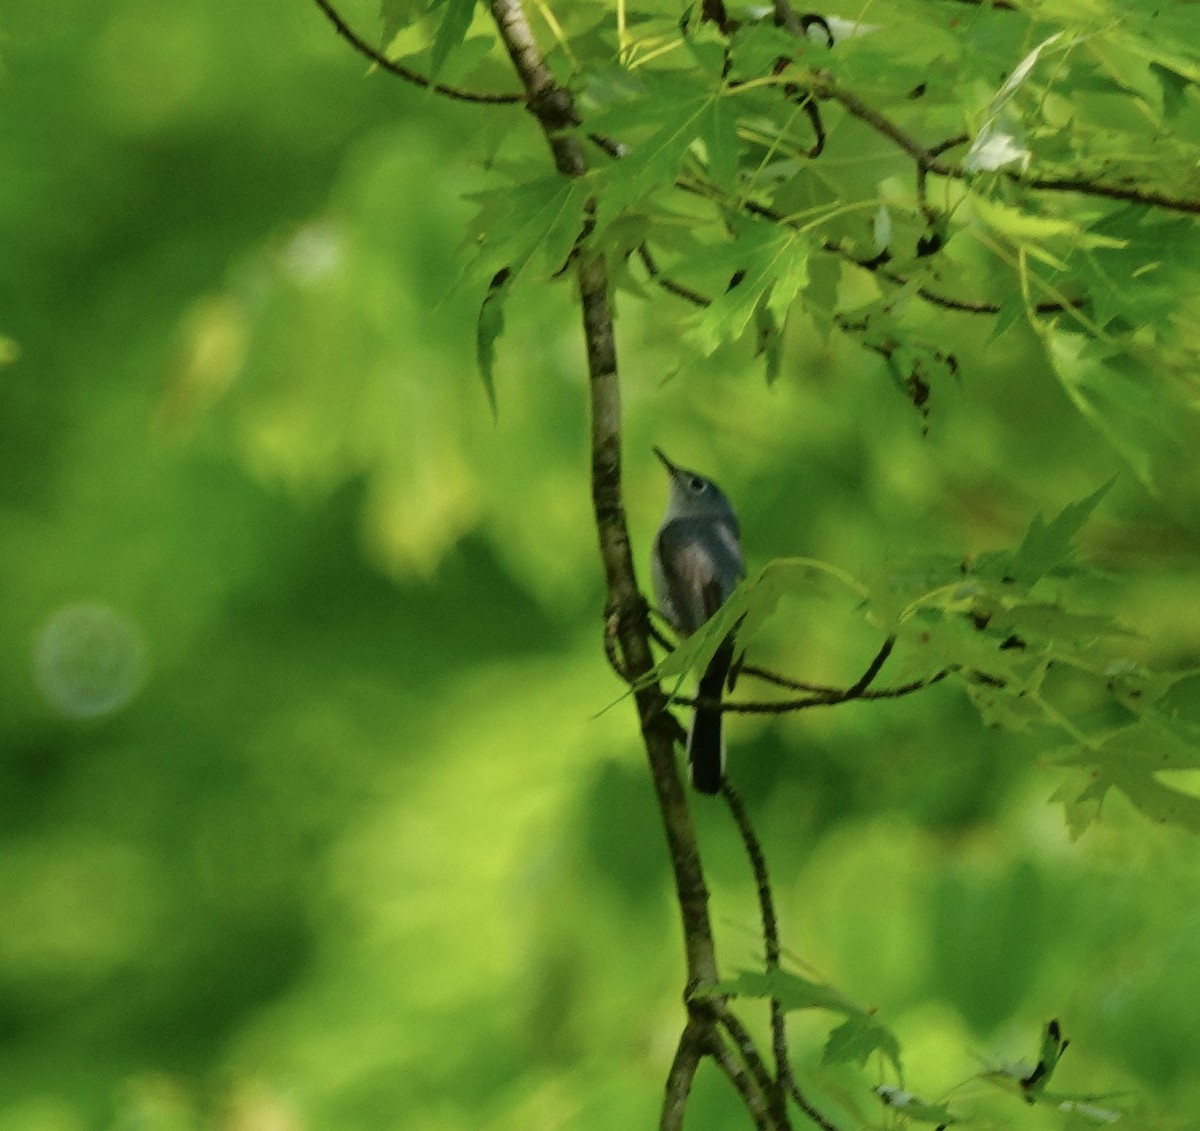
[706,1027,779,1130]
[723,783,794,1129]
[662,1017,707,1131]
[884,272,1076,314]
[671,177,1076,315]
[713,999,842,1129]
[843,635,894,697]
[679,668,950,714]
[637,245,713,308]
[930,132,971,159]
[718,789,845,1131]
[738,652,947,699]
[851,244,1076,315]
[738,666,845,694]
[815,74,1200,216]
[786,1080,841,1131]
[819,81,948,172]
[916,133,969,227]
[1020,173,1200,214]
[712,1001,780,1103]
[312,0,523,104]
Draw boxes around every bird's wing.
[656,520,734,634]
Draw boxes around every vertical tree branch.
[483,8,797,1126]
[577,251,720,990]
[485,0,719,992]
[706,1027,778,1131]
[662,1017,707,1131]
[725,783,838,1130]
[724,783,793,1129]
[713,1001,783,1109]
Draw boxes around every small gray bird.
[651,448,746,794]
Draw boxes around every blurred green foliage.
[2,0,1200,1128]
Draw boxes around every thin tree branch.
[686,668,950,713]
[1020,173,1200,214]
[637,244,713,308]
[488,0,586,173]
[815,74,1200,216]
[312,0,523,104]
[818,81,948,172]
[786,1081,841,1131]
[738,667,846,695]
[883,270,1077,314]
[843,635,894,698]
[678,639,949,715]
[661,1017,707,1131]
[706,1026,779,1130]
[670,177,1076,315]
[712,1001,780,1105]
[844,242,1077,315]
[930,132,971,159]
[742,655,917,696]
[712,998,842,1129]
[916,133,969,229]
[486,0,722,1005]
[715,780,852,1131]
[723,782,793,1130]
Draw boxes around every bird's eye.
[689,476,708,493]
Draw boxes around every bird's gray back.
[653,516,745,634]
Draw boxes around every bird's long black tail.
[688,637,734,794]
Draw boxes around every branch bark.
[724,783,794,1130]
[486,0,720,1003]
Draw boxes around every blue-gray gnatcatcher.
[651,448,746,794]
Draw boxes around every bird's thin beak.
[653,447,678,476]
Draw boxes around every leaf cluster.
[448,0,1200,495]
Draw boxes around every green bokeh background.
[3,1,1200,1128]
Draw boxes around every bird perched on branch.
[651,448,746,794]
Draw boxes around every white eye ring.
[689,476,708,493]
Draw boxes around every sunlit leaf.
[964,32,1067,171]
[465,174,588,277]
[995,32,1066,106]
[1045,332,1191,492]
[967,197,1127,250]
[1003,478,1114,586]
[688,222,809,355]
[716,969,856,1013]
[823,1013,903,1072]
[964,111,1031,172]
[699,95,738,191]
